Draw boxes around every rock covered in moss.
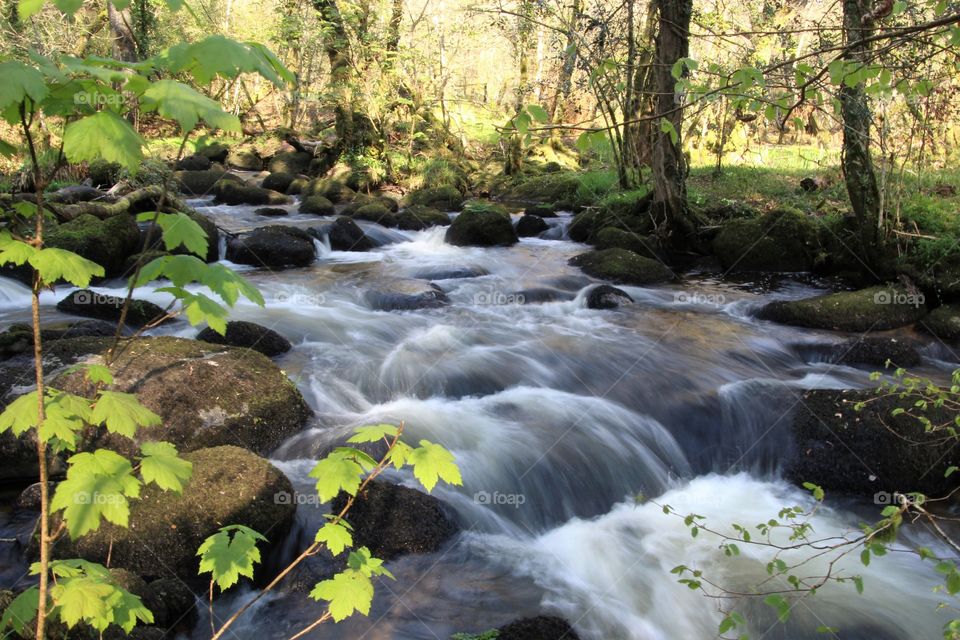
[303,178,355,203]
[196,320,292,357]
[712,208,819,272]
[516,214,549,237]
[226,226,317,269]
[311,217,379,251]
[921,304,960,340]
[268,151,312,175]
[141,210,220,263]
[350,203,396,227]
[445,207,518,247]
[213,182,291,206]
[569,249,673,285]
[56,336,311,456]
[506,173,582,203]
[45,213,140,277]
[56,446,296,584]
[525,202,557,218]
[56,289,167,328]
[299,195,335,216]
[330,480,459,560]
[396,205,450,230]
[404,185,464,211]
[593,227,662,261]
[261,171,297,193]
[225,145,263,171]
[758,285,928,332]
[177,154,212,171]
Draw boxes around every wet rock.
[261,171,297,193]
[46,213,141,278]
[921,304,960,341]
[593,227,662,261]
[787,388,958,498]
[350,203,397,227]
[14,482,51,511]
[141,578,198,631]
[404,185,464,211]
[174,169,241,197]
[56,446,296,584]
[758,285,928,332]
[226,226,317,269]
[0,320,119,361]
[196,320,292,357]
[365,279,450,311]
[311,217,379,251]
[197,143,229,163]
[792,336,921,368]
[141,210,220,263]
[516,214,549,237]
[569,249,673,285]
[177,154,212,171]
[47,185,106,205]
[586,284,634,310]
[524,202,557,218]
[445,208,518,247]
[712,209,819,272]
[330,480,459,560]
[413,266,488,280]
[57,289,167,328]
[512,287,574,304]
[396,205,450,230]
[255,206,289,217]
[303,178,355,203]
[498,616,580,640]
[213,182,292,206]
[299,195,335,216]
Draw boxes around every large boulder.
[46,213,140,277]
[404,185,464,211]
[303,178,355,203]
[311,218,379,251]
[921,304,960,341]
[196,321,292,357]
[758,285,928,332]
[396,205,450,231]
[226,226,317,269]
[350,203,397,227]
[498,616,580,640]
[55,336,311,456]
[56,289,167,328]
[196,142,229,163]
[176,154,212,171]
[445,208,518,247]
[255,207,288,217]
[174,169,241,197]
[712,209,819,272]
[299,195,335,216]
[142,210,220,263]
[0,320,117,361]
[213,182,292,206]
[524,203,557,218]
[261,171,297,193]
[516,214,549,237]
[268,151,312,175]
[787,389,958,499]
[593,227,662,261]
[225,146,263,171]
[585,284,633,310]
[365,279,450,311]
[47,185,106,205]
[55,446,296,584]
[330,480,459,560]
[568,249,673,285]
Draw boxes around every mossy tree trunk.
[650,0,698,250]
[841,0,883,268]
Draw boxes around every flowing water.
[1,198,957,639]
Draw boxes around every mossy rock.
[568,248,674,285]
[445,208,518,247]
[505,172,582,203]
[267,151,312,175]
[516,214,548,237]
[299,195,335,216]
[56,289,168,328]
[55,445,296,584]
[303,178,355,203]
[524,202,557,217]
[176,154,211,171]
[287,177,309,195]
[920,304,960,341]
[261,171,297,193]
[174,169,240,197]
[121,250,171,275]
[213,182,291,206]
[757,285,928,332]
[396,205,450,230]
[225,146,263,171]
[712,208,819,272]
[226,226,317,268]
[404,185,464,211]
[55,336,312,456]
[46,213,140,277]
[141,210,219,263]
[351,203,396,227]
[87,159,123,189]
[593,227,662,261]
[196,142,229,163]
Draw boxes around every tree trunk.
[550,0,581,123]
[107,3,138,62]
[650,0,697,249]
[841,0,882,264]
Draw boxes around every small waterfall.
[313,235,332,259]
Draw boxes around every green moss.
[593,227,660,260]
[304,178,355,203]
[300,195,334,215]
[351,203,395,226]
[445,208,518,247]
[397,205,450,230]
[758,285,928,331]
[569,248,674,285]
[46,213,140,276]
[404,185,464,211]
[920,304,960,341]
[712,208,819,272]
[506,172,582,202]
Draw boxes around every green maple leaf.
[202,263,264,306]
[197,525,266,591]
[408,440,462,492]
[308,451,364,502]
[137,212,209,257]
[50,449,142,538]
[0,61,47,110]
[139,80,240,133]
[139,441,192,493]
[0,232,37,266]
[91,391,161,439]
[315,522,353,556]
[309,569,374,622]
[29,248,105,287]
[180,291,228,334]
[347,424,399,444]
[0,586,38,635]
[63,111,144,172]
[50,577,115,629]
[0,391,40,436]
